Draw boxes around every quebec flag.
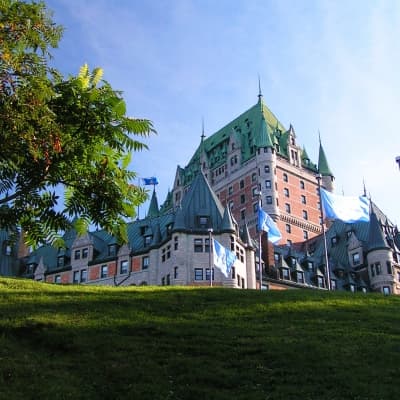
[258,207,282,244]
[213,239,237,278]
[142,177,159,185]
[320,188,369,223]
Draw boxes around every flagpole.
[316,174,331,290]
[258,192,263,291]
[208,228,213,287]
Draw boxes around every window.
[317,276,324,288]
[101,265,108,278]
[274,253,280,262]
[307,261,314,270]
[231,266,236,279]
[73,271,79,283]
[74,250,80,260]
[301,195,306,204]
[352,252,360,265]
[331,236,338,246]
[205,239,210,253]
[82,248,88,259]
[281,268,290,280]
[166,274,170,285]
[174,236,179,250]
[108,244,117,257]
[80,269,87,283]
[228,200,234,210]
[240,179,244,189]
[240,194,246,204]
[4,242,12,256]
[284,188,290,197]
[195,268,203,281]
[144,235,152,246]
[331,279,337,290]
[303,230,309,240]
[371,264,375,277]
[302,210,308,220]
[283,173,288,182]
[252,187,259,197]
[57,256,65,268]
[346,230,353,239]
[383,286,391,295]
[174,266,178,279]
[205,268,215,281]
[253,203,258,214]
[349,284,356,293]
[266,196,272,205]
[297,271,304,283]
[161,277,165,285]
[264,165,270,173]
[265,180,271,189]
[252,172,257,182]
[286,224,291,233]
[228,186,233,195]
[300,180,305,189]
[240,209,246,220]
[120,260,128,274]
[142,256,149,269]
[386,261,392,274]
[55,275,61,284]
[194,239,203,252]
[285,203,291,213]
[375,262,381,275]
[199,216,209,228]
[287,239,292,246]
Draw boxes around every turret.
[366,209,395,294]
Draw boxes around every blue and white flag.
[213,239,237,278]
[258,207,282,244]
[142,177,159,186]
[320,188,369,223]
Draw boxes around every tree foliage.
[0,0,155,247]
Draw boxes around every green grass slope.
[0,278,399,400]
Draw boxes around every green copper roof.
[367,210,389,252]
[147,189,159,218]
[256,116,274,148]
[221,206,235,233]
[318,141,333,177]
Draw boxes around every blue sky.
[46,0,400,224]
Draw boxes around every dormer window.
[26,263,36,274]
[4,242,12,256]
[331,236,338,247]
[57,256,65,268]
[281,267,290,280]
[297,271,304,283]
[346,230,353,239]
[198,216,209,229]
[108,244,118,257]
[144,236,152,246]
[352,252,360,266]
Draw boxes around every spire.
[258,74,263,102]
[318,134,334,177]
[241,223,255,249]
[221,206,235,233]
[147,189,159,218]
[367,209,389,252]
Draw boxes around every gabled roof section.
[173,171,225,233]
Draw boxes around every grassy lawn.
[0,278,399,399]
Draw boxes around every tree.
[0,0,154,247]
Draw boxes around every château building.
[3,91,400,294]
[21,172,257,289]
[170,92,334,245]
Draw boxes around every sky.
[46,0,400,224]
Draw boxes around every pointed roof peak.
[318,134,334,177]
[367,209,389,252]
[221,206,236,233]
[147,189,159,218]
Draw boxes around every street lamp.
[396,156,400,170]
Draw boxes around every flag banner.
[257,207,282,244]
[213,239,237,278]
[320,188,369,223]
[142,177,159,185]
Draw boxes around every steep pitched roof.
[367,210,389,252]
[174,171,225,233]
[147,189,159,218]
[318,140,334,177]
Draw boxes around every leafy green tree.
[0,0,154,247]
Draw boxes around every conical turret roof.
[147,189,159,218]
[367,210,389,252]
[318,140,334,177]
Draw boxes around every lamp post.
[396,156,400,170]
[258,191,263,291]
[208,228,213,287]
[316,174,331,291]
